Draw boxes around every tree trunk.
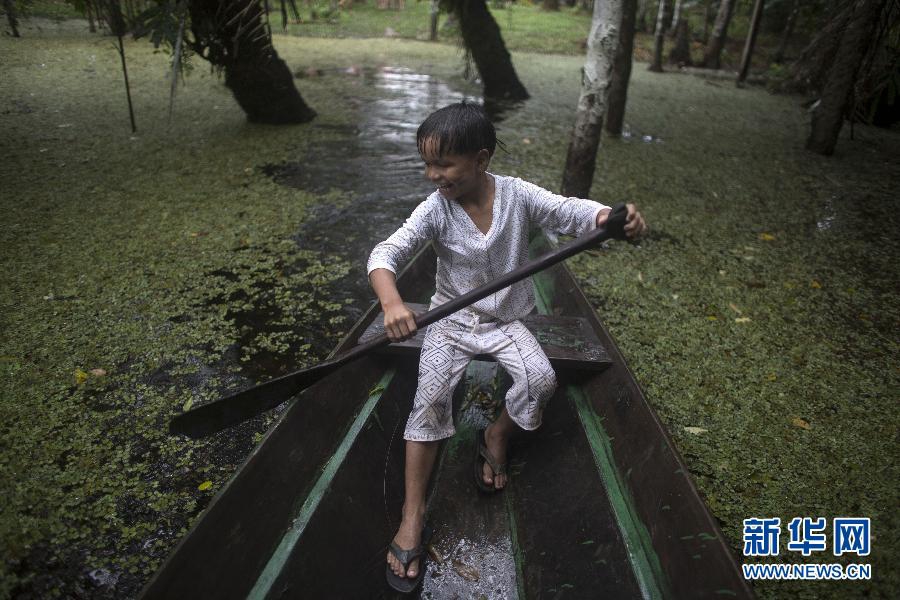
[429,0,439,40]
[736,0,764,85]
[649,0,666,72]
[703,0,712,43]
[189,0,316,124]
[86,0,97,33]
[702,0,736,69]
[772,0,798,63]
[807,0,887,155]
[607,0,637,135]
[544,0,560,11]
[636,0,650,32]
[106,0,137,132]
[580,0,592,13]
[562,0,624,197]
[456,0,529,100]
[668,0,682,37]
[4,0,20,37]
[668,15,693,66]
[781,1,854,93]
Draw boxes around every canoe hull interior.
[141,240,752,599]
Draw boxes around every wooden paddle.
[169,203,630,438]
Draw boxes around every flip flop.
[474,427,507,493]
[386,525,433,593]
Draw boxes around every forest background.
[1,0,898,598]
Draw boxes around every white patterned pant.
[404,312,558,442]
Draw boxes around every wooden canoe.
[141,235,754,599]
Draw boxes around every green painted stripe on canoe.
[247,369,397,600]
[504,487,526,600]
[531,267,668,600]
[569,386,669,600]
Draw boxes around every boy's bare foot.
[482,423,509,489]
[387,509,425,579]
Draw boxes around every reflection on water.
[817,195,837,232]
[619,123,664,143]
[423,535,519,599]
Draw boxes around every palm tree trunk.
[780,1,854,93]
[702,0,736,69]
[607,0,637,135]
[456,0,529,100]
[562,0,625,197]
[189,0,316,124]
[807,0,888,155]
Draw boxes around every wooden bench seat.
[359,303,612,371]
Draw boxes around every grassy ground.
[2,13,898,600]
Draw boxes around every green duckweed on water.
[1,21,899,600]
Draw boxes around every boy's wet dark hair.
[417,102,498,158]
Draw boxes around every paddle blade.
[169,361,340,438]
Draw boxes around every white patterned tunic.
[367,174,609,321]
[368,174,608,442]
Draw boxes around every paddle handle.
[343,202,629,358]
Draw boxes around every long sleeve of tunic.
[367,174,609,322]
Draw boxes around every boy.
[368,102,646,590]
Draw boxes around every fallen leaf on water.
[90,368,107,377]
[706,315,718,321]
[189,231,208,238]
[522,138,531,144]
[182,398,193,412]
[75,368,88,385]
[766,373,777,382]
[427,544,443,565]
[791,417,811,430]
[759,233,776,241]
[684,426,708,435]
[810,280,822,289]
[734,317,751,323]
[728,302,742,314]
[452,559,480,582]
[198,480,213,491]
[637,271,644,283]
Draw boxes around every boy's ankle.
[401,503,426,522]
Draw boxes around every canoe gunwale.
[532,234,754,599]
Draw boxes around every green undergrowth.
[19,0,802,71]
[1,30,898,600]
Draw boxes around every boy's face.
[419,137,491,203]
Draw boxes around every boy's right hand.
[383,301,418,342]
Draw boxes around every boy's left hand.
[597,203,647,240]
